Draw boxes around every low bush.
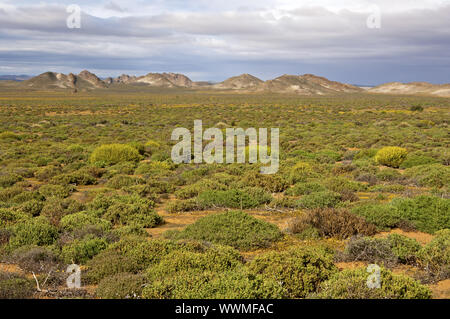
[390,195,450,234]
[375,147,408,168]
[103,200,161,228]
[238,171,288,193]
[285,182,326,196]
[106,175,145,189]
[0,208,29,227]
[8,217,58,250]
[96,273,146,299]
[38,184,73,199]
[287,208,377,239]
[403,164,449,188]
[247,247,337,298]
[142,268,286,299]
[351,203,402,231]
[40,197,85,225]
[313,267,431,299]
[146,245,243,280]
[0,173,23,188]
[174,179,227,199]
[417,229,450,279]
[86,238,202,283]
[386,234,421,264]
[323,177,365,193]
[165,210,283,250]
[34,166,62,182]
[60,212,112,232]
[90,144,142,165]
[288,162,316,183]
[61,236,108,264]
[18,199,44,217]
[400,153,438,169]
[166,198,200,213]
[296,191,342,209]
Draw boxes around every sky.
[0,0,450,85]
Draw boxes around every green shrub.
[238,171,288,193]
[96,273,146,299]
[352,203,402,230]
[375,147,408,168]
[354,149,378,160]
[296,191,342,209]
[166,198,200,213]
[144,140,161,154]
[387,234,421,264]
[165,211,283,250]
[313,267,431,299]
[134,161,174,175]
[41,197,85,225]
[0,208,29,227]
[404,164,450,188]
[146,245,243,280]
[376,168,403,182]
[86,238,202,283]
[9,217,58,250]
[248,247,337,298]
[90,144,142,165]
[60,212,112,232]
[142,268,286,299]
[0,186,24,202]
[316,150,342,164]
[106,175,145,189]
[197,187,272,209]
[34,165,62,181]
[128,141,145,155]
[323,177,365,193]
[400,153,438,169]
[288,162,316,183]
[0,173,23,188]
[285,182,326,196]
[50,171,96,186]
[18,199,44,217]
[103,195,161,227]
[61,236,108,264]
[391,196,450,233]
[417,229,450,278]
[175,179,227,199]
[39,184,73,198]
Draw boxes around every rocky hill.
[214,74,264,89]
[257,74,362,94]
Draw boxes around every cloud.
[0,1,449,84]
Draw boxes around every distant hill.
[257,74,362,95]
[114,72,193,88]
[22,71,106,90]
[214,74,264,89]
[18,70,450,96]
[369,81,450,97]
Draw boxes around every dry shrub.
[287,208,377,240]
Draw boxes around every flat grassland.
[0,89,448,299]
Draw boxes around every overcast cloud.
[0,0,449,84]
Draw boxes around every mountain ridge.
[10,70,450,96]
